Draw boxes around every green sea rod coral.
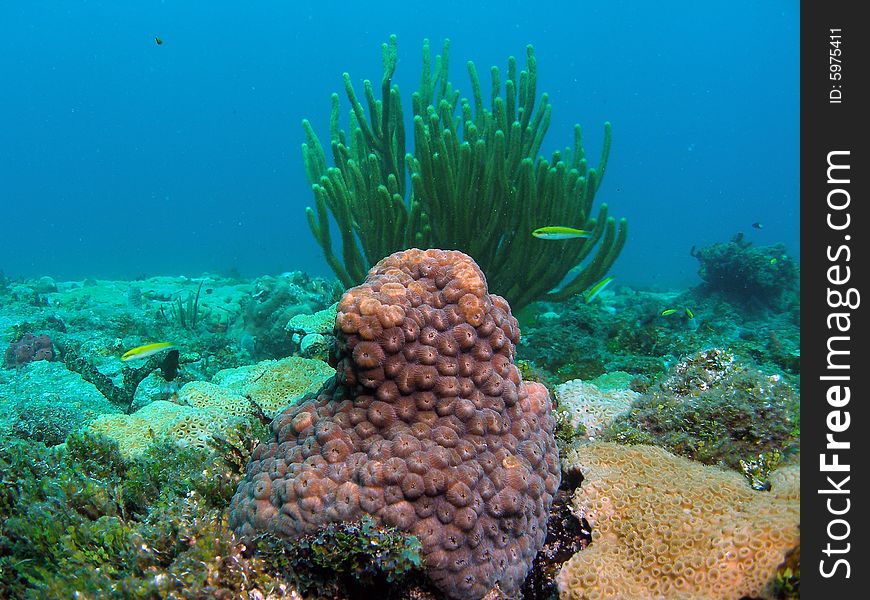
[302,35,626,310]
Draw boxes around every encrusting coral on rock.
[554,377,637,441]
[4,332,55,368]
[230,249,560,599]
[557,442,800,600]
[86,357,335,458]
[212,356,335,418]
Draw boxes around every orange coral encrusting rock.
[556,443,800,600]
[229,249,560,599]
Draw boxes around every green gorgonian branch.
[302,35,627,310]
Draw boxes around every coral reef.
[557,443,800,600]
[177,380,254,417]
[79,356,334,457]
[286,301,338,336]
[0,240,800,598]
[60,342,173,414]
[517,290,690,381]
[554,377,637,441]
[516,271,800,386]
[302,35,626,310]
[0,271,343,448]
[691,235,799,311]
[0,271,341,392]
[603,349,800,469]
[243,272,341,359]
[4,332,55,368]
[88,399,232,457]
[230,249,560,599]
[212,356,335,418]
[0,360,122,444]
[287,302,338,360]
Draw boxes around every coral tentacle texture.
[229,249,560,599]
[557,443,800,600]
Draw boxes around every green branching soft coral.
[302,35,626,310]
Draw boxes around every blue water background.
[1,1,798,290]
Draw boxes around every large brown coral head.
[230,249,560,599]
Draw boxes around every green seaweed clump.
[552,404,587,455]
[516,358,559,390]
[691,234,799,311]
[261,516,426,598]
[518,295,686,382]
[603,349,799,469]
[0,427,289,599]
[10,396,89,446]
[774,544,800,599]
[739,449,784,491]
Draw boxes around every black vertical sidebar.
[801,1,867,597]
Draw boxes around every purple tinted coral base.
[229,249,560,600]
[4,333,55,368]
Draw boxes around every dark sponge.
[230,249,560,599]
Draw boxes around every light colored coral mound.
[178,380,252,418]
[768,462,800,501]
[88,400,239,457]
[212,356,333,418]
[87,358,334,457]
[554,379,637,440]
[287,302,338,334]
[557,443,799,600]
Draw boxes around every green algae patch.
[0,425,290,600]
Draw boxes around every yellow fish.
[121,342,176,362]
[583,276,614,303]
[532,226,591,240]
[660,308,678,316]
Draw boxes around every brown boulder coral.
[229,249,560,599]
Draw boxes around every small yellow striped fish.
[583,276,614,303]
[121,342,176,362]
[532,226,592,240]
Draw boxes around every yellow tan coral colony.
[557,443,799,600]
